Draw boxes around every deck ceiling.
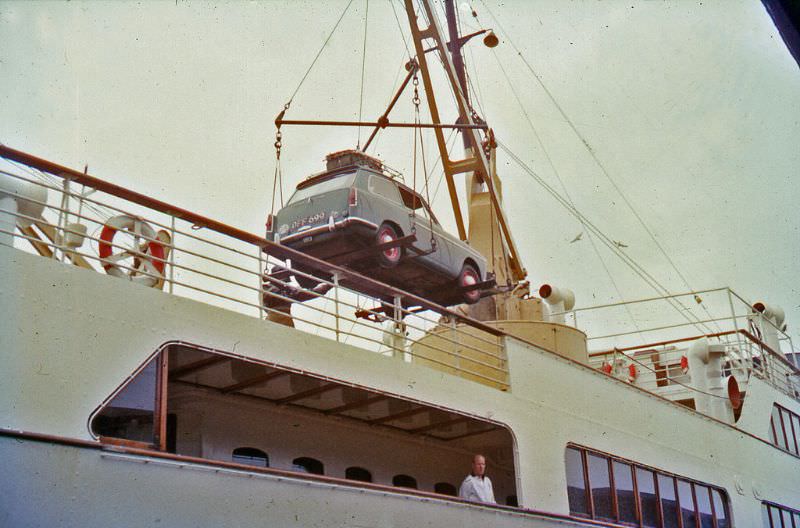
[168,345,500,443]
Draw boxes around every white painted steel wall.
[0,436,587,528]
[1,244,799,526]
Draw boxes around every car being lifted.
[265,150,492,307]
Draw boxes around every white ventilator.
[751,301,786,353]
[0,172,48,247]
[687,338,734,424]
[538,284,575,324]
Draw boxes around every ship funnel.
[539,284,575,323]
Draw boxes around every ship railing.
[574,288,800,402]
[0,148,509,390]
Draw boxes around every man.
[459,454,496,503]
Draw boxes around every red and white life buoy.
[627,364,638,383]
[601,361,613,375]
[98,215,165,287]
[680,355,689,375]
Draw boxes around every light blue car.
[266,151,490,306]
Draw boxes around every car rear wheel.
[376,223,403,268]
[458,263,481,304]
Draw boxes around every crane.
[402,0,542,322]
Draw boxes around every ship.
[1,1,798,527]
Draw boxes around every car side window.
[397,186,440,225]
[368,175,402,204]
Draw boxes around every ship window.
[612,460,637,524]
[345,466,372,483]
[566,445,730,528]
[761,504,771,527]
[587,453,613,520]
[761,501,800,528]
[434,482,457,496]
[90,354,162,447]
[712,489,729,528]
[768,403,800,457]
[695,484,714,528]
[232,447,269,467]
[791,414,800,454]
[292,457,324,475]
[565,447,589,516]
[392,474,417,489]
[677,479,697,527]
[636,467,659,528]
[658,475,680,528]
[772,405,789,450]
[166,413,177,454]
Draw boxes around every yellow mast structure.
[402,0,544,322]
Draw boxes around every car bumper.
[276,216,378,246]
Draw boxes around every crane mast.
[401,0,526,288]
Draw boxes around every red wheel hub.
[378,227,400,262]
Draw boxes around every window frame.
[232,447,270,468]
[565,443,731,528]
[769,403,800,457]
[89,350,169,450]
[762,501,800,528]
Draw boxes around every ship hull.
[0,433,592,528]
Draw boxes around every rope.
[416,117,437,246]
[430,128,458,202]
[357,0,370,148]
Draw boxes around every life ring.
[680,355,689,375]
[601,361,613,375]
[98,215,165,287]
[627,364,638,383]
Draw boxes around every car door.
[365,173,408,234]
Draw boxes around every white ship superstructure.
[0,144,798,527]
[1,1,799,527]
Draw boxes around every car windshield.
[287,172,356,205]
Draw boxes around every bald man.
[458,454,496,503]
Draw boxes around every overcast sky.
[1,1,798,345]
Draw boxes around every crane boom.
[402,0,527,283]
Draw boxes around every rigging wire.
[285,0,356,105]
[479,0,721,333]
[497,141,716,336]
[490,48,646,340]
[430,128,458,202]
[389,0,412,59]
[357,0,371,148]
[367,44,415,154]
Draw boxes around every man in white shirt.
[458,454,496,503]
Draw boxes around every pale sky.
[1,1,799,345]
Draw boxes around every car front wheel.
[376,223,403,268]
